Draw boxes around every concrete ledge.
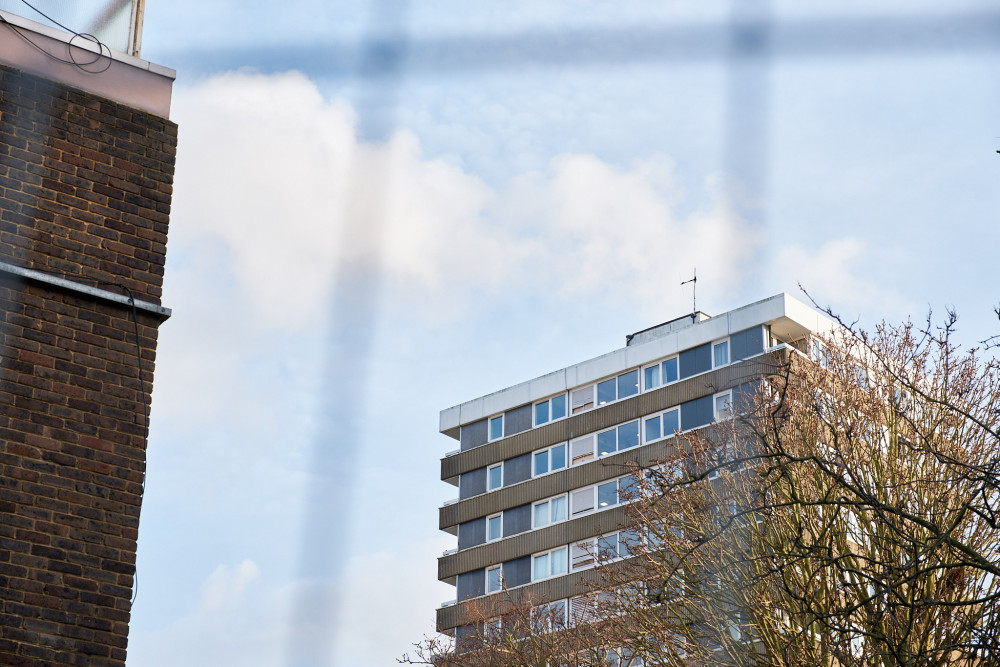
[0,9,174,117]
[0,261,172,320]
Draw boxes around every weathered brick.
[0,60,173,666]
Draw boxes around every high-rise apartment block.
[0,6,175,664]
[435,293,831,646]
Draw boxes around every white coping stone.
[440,293,823,435]
[0,10,175,117]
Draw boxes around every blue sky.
[97,2,1000,665]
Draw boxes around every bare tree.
[599,312,1000,666]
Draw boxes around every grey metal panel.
[437,565,617,631]
[681,395,714,430]
[502,504,531,537]
[458,517,486,550]
[730,325,764,361]
[440,502,459,530]
[459,467,487,500]
[503,555,531,588]
[441,504,634,580]
[460,418,488,451]
[457,568,485,601]
[503,453,531,486]
[504,403,533,436]
[679,343,711,379]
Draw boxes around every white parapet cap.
[439,293,835,438]
[0,9,175,118]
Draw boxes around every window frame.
[488,414,504,441]
[486,564,503,594]
[714,389,733,422]
[486,513,503,542]
[532,493,568,529]
[712,338,730,369]
[570,384,596,415]
[533,393,568,427]
[487,463,503,491]
[532,442,568,477]
[532,545,568,582]
[642,356,679,391]
[642,407,680,443]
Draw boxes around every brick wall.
[0,63,176,304]
[0,62,176,665]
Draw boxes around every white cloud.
[170,71,763,330]
[129,541,451,667]
[201,559,261,611]
[772,237,913,318]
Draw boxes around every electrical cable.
[0,1,112,73]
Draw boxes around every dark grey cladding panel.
[504,404,532,436]
[503,453,531,487]
[456,568,485,602]
[459,467,487,500]
[454,624,479,652]
[503,504,531,537]
[460,418,488,451]
[458,517,486,550]
[681,394,714,430]
[731,325,764,361]
[732,381,758,412]
[503,555,531,588]
[440,353,787,481]
[679,343,712,379]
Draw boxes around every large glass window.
[489,415,503,441]
[533,443,567,476]
[644,408,680,443]
[595,421,640,459]
[645,357,680,390]
[488,463,503,491]
[532,547,567,581]
[597,369,640,407]
[534,394,567,426]
[533,495,567,528]
[571,487,595,516]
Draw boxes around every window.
[533,599,567,632]
[487,513,502,541]
[488,463,503,491]
[643,408,680,443]
[484,618,502,640]
[570,434,595,465]
[488,415,503,441]
[643,356,679,390]
[570,475,637,518]
[596,420,640,458]
[597,369,640,407]
[713,339,730,368]
[571,540,596,570]
[534,394,567,426]
[487,565,502,593]
[571,385,595,414]
[532,546,567,581]
[533,494,567,528]
[533,443,567,477]
[714,390,732,421]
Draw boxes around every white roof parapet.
[0,9,174,117]
[439,293,833,436]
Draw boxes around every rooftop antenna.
[680,269,697,320]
